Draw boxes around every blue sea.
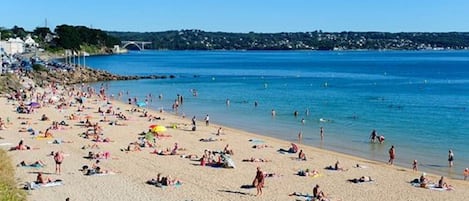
[85,50,469,178]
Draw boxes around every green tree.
[33,27,52,39]
[11,25,27,38]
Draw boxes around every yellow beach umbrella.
[151,125,167,133]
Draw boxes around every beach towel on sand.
[24,180,63,190]
[410,182,453,191]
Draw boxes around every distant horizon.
[4,24,469,34]
[0,0,468,33]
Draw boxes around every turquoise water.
[85,50,469,178]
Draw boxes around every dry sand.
[1,80,469,201]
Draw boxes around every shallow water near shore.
[86,50,469,178]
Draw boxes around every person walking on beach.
[448,149,454,167]
[253,167,265,196]
[388,145,395,165]
[191,116,196,131]
[320,127,324,141]
[54,151,64,174]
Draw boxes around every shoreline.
[90,76,465,181]
[2,77,469,200]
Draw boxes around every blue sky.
[1,0,468,32]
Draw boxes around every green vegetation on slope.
[0,74,23,94]
[0,150,26,201]
[108,30,469,50]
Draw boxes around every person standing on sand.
[320,127,324,141]
[448,149,454,167]
[191,116,197,131]
[205,114,210,126]
[192,116,196,126]
[253,167,265,196]
[412,160,418,171]
[54,151,64,174]
[388,145,395,165]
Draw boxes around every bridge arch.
[122,42,143,50]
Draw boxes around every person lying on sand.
[86,151,111,160]
[93,135,113,143]
[278,143,298,153]
[51,139,73,144]
[82,165,119,175]
[18,127,34,132]
[180,154,199,159]
[252,144,273,149]
[325,160,348,171]
[242,157,272,162]
[10,139,31,151]
[147,173,182,187]
[36,172,53,184]
[348,176,374,183]
[109,120,128,126]
[81,144,100,150]
[17,160,46,167]
[123,143,142,152]
[151,144,185,155]
[298,169,319,177]
[199,137,223,142]
[17,116,31,120]
[264,172,282,178]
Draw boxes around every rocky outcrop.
[25,67,175,87]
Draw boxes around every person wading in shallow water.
[388,145,395,165]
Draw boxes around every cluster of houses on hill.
[0,34,39,55]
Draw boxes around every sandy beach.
[1,78,469,201]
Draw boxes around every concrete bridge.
[121,41,152,50]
